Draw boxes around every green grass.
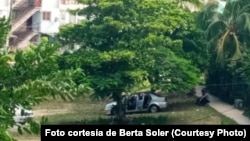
[36,94,237,125]
[9,94,237,141]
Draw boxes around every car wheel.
[149,105,159,113]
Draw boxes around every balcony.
[9,0,41,49]
[11,6,39,33]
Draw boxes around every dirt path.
[9,102,75,141]
[33,109,73,117]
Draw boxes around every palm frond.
[222,0,241,20]
[204,1,220,11]
[196,2,219,29]
[236,13,250,33]
[206,20,227,41]
[230,33,241,61]
[215,30,229,64]
[238,4,250,14]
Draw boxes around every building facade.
[182,0,226,12]
[0,0,85,49]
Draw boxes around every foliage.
[198,0,250,67]
[200,0,250,107]
[172,11,208,73]
[243,107,250,119]
[59,0,201,94]
[0,37,90,140]
[147,47,201,93]
[58,0,202,123]
[0,17,10,49]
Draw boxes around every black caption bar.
[41,125,250,140]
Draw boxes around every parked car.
[13,105,34,124]
[104,92,168,115]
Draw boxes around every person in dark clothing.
[128,95,137,110]
[196,88,209,106]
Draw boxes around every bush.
[0,128,13,141]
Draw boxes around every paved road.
[195,86,250,125]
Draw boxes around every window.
[43,11,51,21]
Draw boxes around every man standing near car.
[121,92,127,108]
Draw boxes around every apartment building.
[0,0,85,50]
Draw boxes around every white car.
[105,92,168,115]
[13,105,34,124]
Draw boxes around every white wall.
[0,10,10,18]
[59,10,86,25]
[58,0,86,24]
[40,0,59,34]
[0,0,11,18]
[40,0,86,34]
[40,9,60,34]
[59,0,86,10]
[0,0,11,8]
[41,0,59,9]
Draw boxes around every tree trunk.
[112,91,127,125]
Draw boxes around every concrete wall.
[40,0,86,34]
[0,0,11,7]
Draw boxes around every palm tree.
[198,0,250,67]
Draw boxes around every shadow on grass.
[167,97,198,112]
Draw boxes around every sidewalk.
[195,86,250,125]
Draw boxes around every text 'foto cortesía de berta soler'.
[44,128,247,138]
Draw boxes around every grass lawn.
[9,94,237,141]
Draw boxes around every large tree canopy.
[57,0,202,123]
[58,0,201,96]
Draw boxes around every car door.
[136,93,144,111]
[126,95,137,112]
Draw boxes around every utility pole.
[5,0,13,54]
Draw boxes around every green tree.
[58,0,201,123]
[0,37,89,140]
